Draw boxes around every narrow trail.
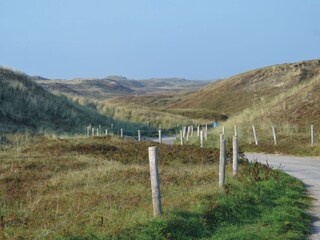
[245,153,320,240]
[155,136,320,239]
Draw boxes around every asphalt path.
[245,153,320,240]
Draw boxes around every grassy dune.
[169,59,320,117]
[199,72,320,155]
[0,135,311,239]
[70,96,207,129]
[0,67,156,135]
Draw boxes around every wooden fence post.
[311,125,314,146]
[233,135,238,176]
[205,124,208,140]
[96,128,99,136]
[219,134,226,188]
[105,129,108,136]
[138,130,141,142]
[180,130,184,145]
[87,126,90,136]
[148,146,162,217]
[186,126,190,141]
[222,126,225,135]
[200,130,204,148]
[92,127,95,137]
[252,125,258,145]
[183,127,187,139]
[197,125,200,137]
[234,125,238,137]
[272,126,277,145]
[120,128,123,138]
[158,130,162,144]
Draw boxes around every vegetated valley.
[0,61,317,239]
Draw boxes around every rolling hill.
[169,59,320,117]
[36,76,212,99]
[0,67,131,133]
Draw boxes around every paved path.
[147,136,177,145]
[246,153,320,240]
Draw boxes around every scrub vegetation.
[0,134,311,239]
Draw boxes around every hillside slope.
[169,59,320,116]
[0,68,113,133]
[36,77,211,99]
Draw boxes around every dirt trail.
[246,153,320,240]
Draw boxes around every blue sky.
[1,0,319,80]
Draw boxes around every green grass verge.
[60,162,312,240]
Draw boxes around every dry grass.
[0,135,221,239]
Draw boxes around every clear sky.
[1,0,320,80]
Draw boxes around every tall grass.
[0,67,154,135]
[0,135,311,239]
[70,96,201,129]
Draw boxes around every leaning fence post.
[138,130,141,142]
[219,134,226,188]
[120,128,123,138]
[272,126,277,145]
[158,130,162,144]
[311,125,314,146]
[252,125,258,145]
[200,130,204,148]
[148,146,162,217]
[233,135,238,176]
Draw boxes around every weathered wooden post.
[96,128,99,136]
[92,127,95,137]
[105,129,108,136]
[233,135,238,176]
[183,127,187,139]
[180,130,184,145]
[219,134,226,188]
[148,146,162,217]
[252,125,258,145]
[186,126,190,141]
[200,130,204,148]
[138,130,141,142]
[234,125,238,137]
[120,128,123,138]
[222,126,225,135]
[158,130,162,144]
[311,125,314,146]
[205,124,208,140]
[272,126,277,145]
[197,125,200,137]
